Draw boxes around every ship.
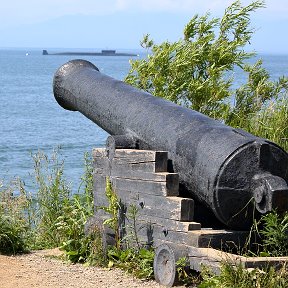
[42,49,137,57]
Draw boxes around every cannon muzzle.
[53,59,288,229]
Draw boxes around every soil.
[0,248,171,288]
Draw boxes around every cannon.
[53,59,288,230]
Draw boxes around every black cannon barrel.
[53,59,288,229]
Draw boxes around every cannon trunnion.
[53,59,288,230]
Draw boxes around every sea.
[0,48,287,192]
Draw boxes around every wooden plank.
[188,247,223,274]
[180,198,194,221]
[137,214,201,232]
[93,157,110,175]
[95,193,189,222]
[88,211,198,249]
[98,189,194,221]
[111,177,179,197]
[188,247,288,274]
[93,207,245,250]
[242,257,288,269]
[93,148,169,173]
[134,222,199,247]
[114,149,168,163]
[189,229,248,250]
[93,174,106,196]
[94,155,168,174]
[93,196,200,232]
[111,159,166,173]
[93,148,168,165]
[110,169,179,183]
[152,240,191,257]
[94,193,109,208]
[93,174,108,208]
[133,227,249,250]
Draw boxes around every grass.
[229,96,288,152]
[257,211,288,257]
[30,150,72,249]
[192,211,288,288]
[0,179,29,254]
[199,262,288,288]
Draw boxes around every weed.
[99,177,120,248]
[259,211,288,257]
[0,179,29,254]
[95,178,155,277]
[78,152,94,204]
[107,246,154,279]
[176,257,201,286]
[237,95,288,152]
[86,222,108,267]
[56,152,97,263]
[243,210,288,257]
[0,149,98,261]
[122,204,144,250]
[57,194,91,262]
[30,149,72,248]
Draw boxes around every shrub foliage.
[125,0,288,151]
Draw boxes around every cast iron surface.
[53,59,288,229]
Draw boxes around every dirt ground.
[0,249,168,288]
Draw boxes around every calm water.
[0,49,141,190]
[0,49,287,191]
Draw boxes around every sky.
[1,0,288,54]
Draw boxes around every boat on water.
[42,49,138,57]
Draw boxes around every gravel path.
[0,249,170,288]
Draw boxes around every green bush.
[125,0,288,151]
